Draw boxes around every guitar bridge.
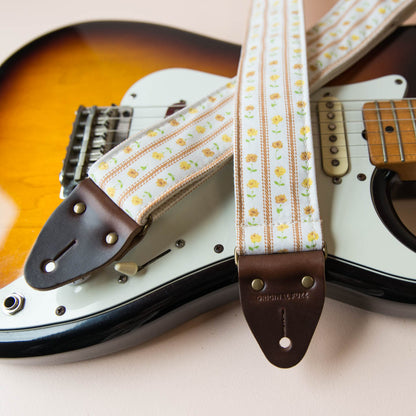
[60,105,133,197]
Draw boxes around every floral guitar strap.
[25,0,416,367]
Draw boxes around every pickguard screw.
[214,244,224,253]
[395,78,403,85]
[105,232,118,245]
[175,239,185,248]
[55,306,66,316]
[73,202,86,215]
[251,278,264,291]
[332,177,342,185]
[357,173,367,181]
[118,275,128,284]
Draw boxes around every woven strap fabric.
[89,82,235,225]
[88,0,416,228]
[234,0,319,256]
[307,0,416,91]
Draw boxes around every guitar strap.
[233,0,324,368]
[24,0,416,365]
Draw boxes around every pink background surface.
[1,1,416,415]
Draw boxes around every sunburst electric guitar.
[0,21,416,362]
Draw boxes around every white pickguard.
[0,69,412,331]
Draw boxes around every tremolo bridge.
[60,99,187,198]
[60,105,133,197]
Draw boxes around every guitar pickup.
[317,96,349,178]
[60,105,133,197]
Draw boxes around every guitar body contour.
[0,21,415,361]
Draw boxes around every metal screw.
[301,275,315,289]
[55,306,66,316]
[357,173,367,181]
[329,134,337,142]
[251,278,264,291]
[214,244,224,253]
[175,239,185,248]
[332,177,342,185]
[118,275,128,284]
[395,78,403,85]
[327,112,335,120]
[73,202,86,215]
[328,123,337,131]
[105,232,118,245]
[325,100,334,107]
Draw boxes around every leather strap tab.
[24,179,144,290]
[238,250,325,368]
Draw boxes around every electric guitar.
[0,21,415,362]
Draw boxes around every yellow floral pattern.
[89,73,235,226]
[87,0,414,253]
[234,0,323,255]
[307,0,412,89]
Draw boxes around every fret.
[375,101,388,163]
[407,99,416,143]
[363,99,416,181]
[390,100,404,162]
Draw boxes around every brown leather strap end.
[238,250,325,368]
[24,179,145,290]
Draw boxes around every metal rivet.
[357,173,367,181]
[43,260,56,273]
[214,244,224,253]
[251,278,264,291]
[105,232,118,245]
[55,306,66,316]
[118,275,128,284]
[175,239,185,248]
[332,177,342,185]
[73,202,86,215]
[279,336,292,350]
[301,275,314,289]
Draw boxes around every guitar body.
[0,21,416,361]
[0,21,240,288]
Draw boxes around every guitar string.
[76,98,416,163]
